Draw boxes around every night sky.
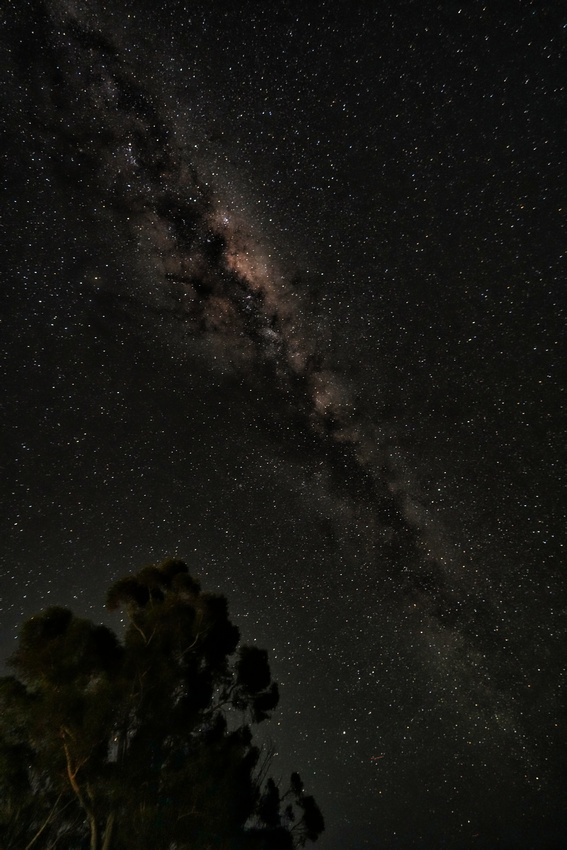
[1,1,566,847]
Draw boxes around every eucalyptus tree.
[0,559,323,850]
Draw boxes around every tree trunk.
[62,741,99,850]
[88,811,99,850]
[101,811,115,850]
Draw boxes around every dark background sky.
[1,1,565,847]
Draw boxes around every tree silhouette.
[0,559,323,849]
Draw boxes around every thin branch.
[62,741,98,850]
[23,793,63,850]
[130,618,149,644]
[254,741,276,789]
[177,806,205,820]
[183,631,201,653]
[62,743,89,811]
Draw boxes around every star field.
[1,2,565,848]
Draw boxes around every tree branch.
[130,617,149,644]
[23,793,64,850]
[62,741,98,850]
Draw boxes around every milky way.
[2,2,566,847]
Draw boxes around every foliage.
[0,559,324,849]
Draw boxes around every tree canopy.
[0,559,324,850]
